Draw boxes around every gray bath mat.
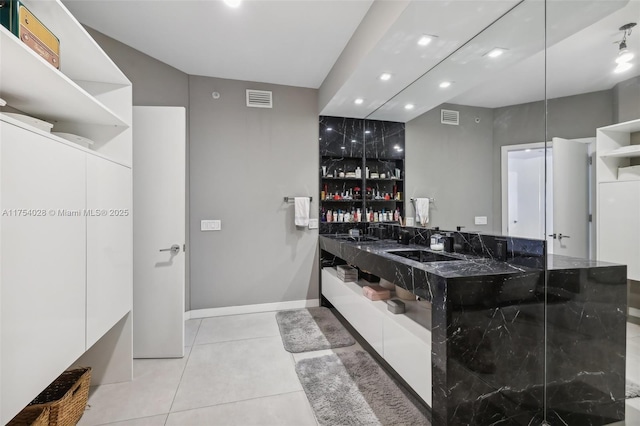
[276,307,355,353]
[627,381,640,399]
[295,348,430,426]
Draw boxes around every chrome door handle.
[160,244,181,254]
[548,234,556,239]
[558,234,570,240]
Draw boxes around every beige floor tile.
[185,319,202,347]
[194,312,280,345]
[627,322,640,339]
[166,391,317,426]
[84,414,168,426]
[170,336,302,412]
[78,355,189,425]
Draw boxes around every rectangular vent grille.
[441,109,459,125]
[246,89,273,108]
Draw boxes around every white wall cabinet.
[1,122,88,422]
[86,156,133,348]
[598,181,640,280]
[0,0,132,422]
[596,119,640,281]
[321,268,432,405]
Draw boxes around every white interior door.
[133,106,186,358]
[551,137,590,259]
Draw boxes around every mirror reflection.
[383,0,638,261]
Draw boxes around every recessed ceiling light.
[351,139,357,143]
[404,104,415,110]
[485,47,507,58]
[224,0,241,7]
[354,98,364,105]
[614,62,633,73]
[365,130,371,134]
[341,146,346,150]
[326,127,333,131]
[379,73,392,81]
[439,81,452,88]
[417,35,434,46]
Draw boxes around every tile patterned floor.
[79,314,640,426]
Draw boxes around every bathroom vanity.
[319,226,627,426]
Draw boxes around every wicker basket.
[26,367,92,426]
[6,406,50,426]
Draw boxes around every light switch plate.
[474,216,488,225]
[201,220,221,231]
[308,219,319,229]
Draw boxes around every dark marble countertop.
[320,234,622,278]
[319,235,535,280]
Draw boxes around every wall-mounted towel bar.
[410,197,435,202]
[284,196,312,202]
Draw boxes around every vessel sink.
[387,249,460,263]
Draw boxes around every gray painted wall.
[490,90,613,230]
[613,75,640,123]
[86,28,189,108]
[405,90,614,234]
[405,103,495,233]
[189,76,319,310]
[91,28,320,311]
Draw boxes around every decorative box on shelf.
[0,0,60,68]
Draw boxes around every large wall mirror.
[367,0,639,263]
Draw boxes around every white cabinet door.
[598,181,640,280]
[86,156,133,348]
[1,123,87,423]
[383,315,432,405]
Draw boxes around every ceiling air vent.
[246,89,273,108]
[441,109,459,125]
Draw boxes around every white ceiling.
[63,0,639,122]
[62,0,373,89]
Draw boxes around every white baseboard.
[185,299,320,320]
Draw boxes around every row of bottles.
[321,185,402,201]
[321,207,401,223]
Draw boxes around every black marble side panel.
[544,265,627,425]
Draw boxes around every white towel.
[294,197,310,227]
[414,198,430,226]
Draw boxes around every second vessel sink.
[387,249,460,263]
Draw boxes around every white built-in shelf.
[0,26,127,127]
[600,145,640,158]
[20,0,130,85]
[598,118,640,134]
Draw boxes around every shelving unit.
[318,116,406,224]
[0,1,133,423]
[0,4,132,166]
[320,160,405,225]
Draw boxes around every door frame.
[501,142,549,236]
